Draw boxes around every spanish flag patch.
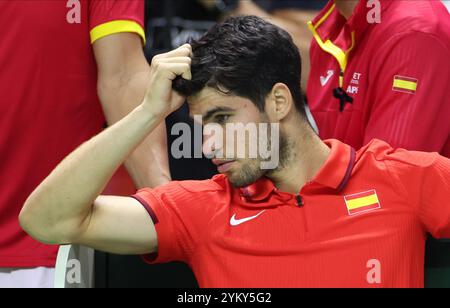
[393,75,418,94]
[344,190,381,216]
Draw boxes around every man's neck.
[268,129,331,195]
[335,0,359,20]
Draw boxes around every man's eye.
[215,115,230,124]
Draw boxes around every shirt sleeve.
[386,151,450,239]
[363,32,450,154]
[89,0,146,45]
[131,179,225,264]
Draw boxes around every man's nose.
[202,128,225,159]
[202,132,216,158]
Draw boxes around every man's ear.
[265,83,294,122]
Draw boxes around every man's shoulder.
[372,0,450,45]
[174,174,230,194]
[135,175,231,208]
[356,139,441,170]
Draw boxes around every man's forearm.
[99,70,171,189]
[20,104,162,243]
[93,33,172,189]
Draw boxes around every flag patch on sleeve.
[393,76,418,94]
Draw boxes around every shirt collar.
[239,139,356,204]
[310,0,394,50]
[313,139,356,192]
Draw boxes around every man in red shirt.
[306,0,450,287]
[20,16,450,288]
[0,0,169,287]
[306,0,450,157]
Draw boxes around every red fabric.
[0,0,143,268]
[133,139,450,288]
[307,0,450,157]
[89,0,145,31]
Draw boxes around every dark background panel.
[95,253,198,288]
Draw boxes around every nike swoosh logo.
[230,211,266,227]
[320,70,334,86]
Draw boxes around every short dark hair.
[173,16,306,116]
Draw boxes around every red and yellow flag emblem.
[392,75,418,94]
[344,190,381,216]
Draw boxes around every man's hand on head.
[142,44,192,120]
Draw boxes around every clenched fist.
[142,44,192,119]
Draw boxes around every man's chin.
[226,170,266,188]
[228,179,254,189]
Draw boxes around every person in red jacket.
[20,16,450,288]
[0,0,169,287]
[306,0,450,157]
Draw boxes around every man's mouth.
[212,159,236,173]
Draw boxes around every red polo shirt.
[133,139,450,288]
[306,0,450,157]
[0,0,145,268]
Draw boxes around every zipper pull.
[296,195,304,207]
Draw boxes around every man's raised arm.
[19,45,192,255]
